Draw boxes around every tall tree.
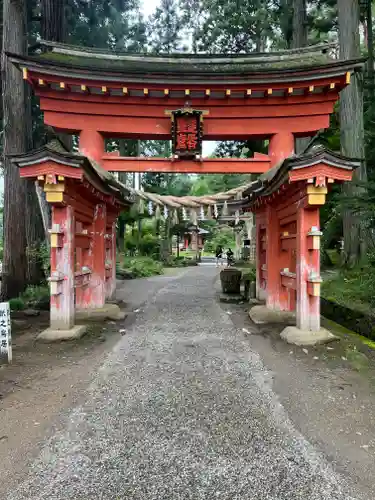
[2,0,30,297]
[148,0,182,53]
[338,0,367,264]
[41,0,65,42]
[292,0,307,48]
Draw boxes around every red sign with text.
[172,111,202,158]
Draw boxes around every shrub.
[138,234,160,258]
[22,285,50,310]
[9,297,26,311]
[122,256,164,278]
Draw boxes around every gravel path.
[6,266,365,500]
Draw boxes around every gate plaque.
[170,108,204,158]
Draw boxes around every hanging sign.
[171,108,204,158]
[0,302,12,363]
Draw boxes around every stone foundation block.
[76,303,126,322]
[280,326,339,346]
[37,325,87,342]
[249,305,296,325]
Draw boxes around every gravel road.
[5,266,368,500]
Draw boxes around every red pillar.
[296,205,321,331]
[265,204,282,310]
[268,132,294,167]
[90,203,107,309]
[255,211,266,301]
[49,205,75,330]
[106,221,117,300]
[79,129,105,164]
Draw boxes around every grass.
[321,268,374,315]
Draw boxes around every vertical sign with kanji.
[0,302,12,363]
[172,109,203,158]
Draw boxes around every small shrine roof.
[8,40,365,85]
[242,141,361,203]
[11,139,134,206]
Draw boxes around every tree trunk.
[292,0,307,49]
[292,0,310,153]
[41,0,65,42]
[1,0,29,298]
[338,0,367,265]
[367,1,374,83]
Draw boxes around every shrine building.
[8,41,363,341]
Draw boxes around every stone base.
[76,304,126,322]
[249,305,296,325]
[280,326,339,346]
[37,324,87,342]
[219,294,244,304]
[249,298,264,306]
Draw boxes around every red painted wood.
[90,204,107,309]
[296,203,321,331]
[40,96,335,120]
[36,89,338,108]
[79,129,105,164]
[50,205,75,330]
[19,162,83,180]
[101,156,271,174]
[44,111,330,140]
[289,164,354,183]
[268,131,294,167]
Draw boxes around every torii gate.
[8,41,363,341]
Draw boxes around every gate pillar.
[90,203,107,309]
[265,204,282,309]
[296,203,321,331]
[49,205,75,330]
[269,132,294,167]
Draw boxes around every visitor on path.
[226,248,234,267]
[215,245,223,267]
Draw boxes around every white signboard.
[0,302,12,363]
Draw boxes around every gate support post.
[49,205,75,330]
[296,204,321,331]
[269,132,294,167]
[265,204,282,310]
[106,221,117,300]
[91,203,107,309]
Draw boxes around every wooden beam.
[101,156,271,174]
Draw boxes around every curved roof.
[8,40,365,85]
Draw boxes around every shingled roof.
[241,141,362,203]
[7,40,365,85]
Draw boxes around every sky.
[142,0,160,18]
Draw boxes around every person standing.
[215,245,223,267]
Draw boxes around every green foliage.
[21,284,50,310]
[322,259,375,313]
[148,0,184,53]
[204,228,235,253]
[9,298,26,311]
[241,265,256,282]
[121,256,164,278]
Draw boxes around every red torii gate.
[8,41,364,341]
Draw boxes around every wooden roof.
[11,139,134,207]
[8,40,365,85]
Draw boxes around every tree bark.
[292,0,310,153]
[338,0,367,265]
[366,1,374,84]
[41,0,65,42]
[2,0,29,298]
[292,0,307,49]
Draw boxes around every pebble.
[302,348,308,354]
